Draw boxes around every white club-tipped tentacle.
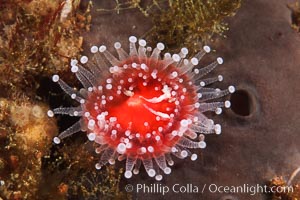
[151,42,165,59]
[199,86,235,102]
[198,75,223,87]
[154,155,171,174]
[76,64,99,86]
[56,120,83,140]
[133,159,141,175]
[51,107,82,116]
[138,39,147,57]
[73,67,93,89]
[193,57,223,79]
[95,148,115,170]
[114,42,129,60]
[52,75,84,103]
[142,159,156,177]
[129,36,138,56]
[125,156,137,178]
[99,45,120,66]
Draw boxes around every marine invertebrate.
[0,95,58,199]
[148,0,242,52]
[97,0,242,52]
[67,167,130,199]
[0,0,91,95]
[269,168,300,200]
[48,36,235,180]
[288,1,300,32]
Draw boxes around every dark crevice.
[230,90,252,117]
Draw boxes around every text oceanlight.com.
[124,183,293,196]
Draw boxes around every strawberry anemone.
[48,36,235,181]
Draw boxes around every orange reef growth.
[288,1,300,32]
[0,0,91,96]
[269,168,300,200]
[0,95,57,199]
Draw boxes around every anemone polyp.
[48,36,235,181]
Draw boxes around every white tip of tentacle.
[203,45,211,53]
[53,137,61,144]
[129,36,137,43]
[125,170,133,179]
[52,75,59,82]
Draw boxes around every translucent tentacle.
[194,57,223,79]
[154,155,171,174]
[53,120,83,144]
[52,107,82,116]
[151,43,165,59]
[129,36,138,56]
[95,148,115,169]
[177,137,206,149]
[142,159,156,177]
[114,42,129,60]
[77,64,99,86]
[199,86,235,102]
[51,75,84,103]
[124,156,137,178]
[198,75,223,87]
[101,48,120,66]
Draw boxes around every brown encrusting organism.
[67,167,130,199]
[287,1,300,32]
[0,93,131,199]
[269,168,300,200]
[0,94,57,199]
[0,0,91,96]
[97,0,241,53]
[41,141,130,199]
